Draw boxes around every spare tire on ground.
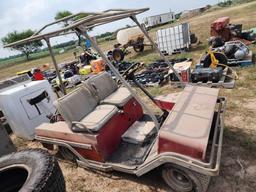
[0,149,65,192]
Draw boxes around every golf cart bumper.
[136,97,226,177]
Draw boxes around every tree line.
[1,10,89,61]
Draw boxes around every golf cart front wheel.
[162,164,210,192]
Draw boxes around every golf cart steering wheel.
[122,62,141,80]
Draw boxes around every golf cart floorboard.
[107,138,154,166]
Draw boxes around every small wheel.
[113,48,125,62]
[133,44,144,52]
[59,146,77,162]
[162,164,210,192]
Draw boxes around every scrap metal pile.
[179,17,256,88]
[108,59,190,87]
[205,17,255,68]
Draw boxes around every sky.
[0,0,220,58]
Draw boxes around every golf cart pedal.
[122,121,155,145]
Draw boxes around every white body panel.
[0,80,56,140]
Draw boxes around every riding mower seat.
[56,86,118,133]
[83,72,132,108]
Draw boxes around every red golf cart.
[5,8,226,192]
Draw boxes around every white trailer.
[143,12,175,29]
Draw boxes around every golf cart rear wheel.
[133,44,144,52]
[162,164,210,192]
[113,48,125,62]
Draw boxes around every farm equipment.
[210,17,256,46]
[111,26,151,62]
[5,8,227,192]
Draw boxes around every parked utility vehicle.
[5,8,226,192]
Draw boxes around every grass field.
[4,1,256,191]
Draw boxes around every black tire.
[0,149,66,192]
[133,44,144,52]
[201,52,228,68]
[113,48,125,62]
[190,33,198,44]
[162,164,210,192]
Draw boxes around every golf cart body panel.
[158,86,219,160]
[154,92,181,111]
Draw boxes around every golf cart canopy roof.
[4,8,149,48]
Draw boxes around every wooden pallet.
[171,67,236,89]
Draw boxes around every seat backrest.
[85,72,118,101]
[56,86,98,127]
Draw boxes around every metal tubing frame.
[4,9,149,47]
[4,8,184,94]
[45,38,67,95]
[4,9,150,96]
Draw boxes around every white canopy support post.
[45,38,67,95]
[80,30,160,130]
[130,15,185,87]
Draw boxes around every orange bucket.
[91,59,105,74]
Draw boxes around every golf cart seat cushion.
[80,105,118,132]
[56,86,118,132]
[122,121,155,144]
[158,86,219,160]
[84,72,132,107]
[102,86,132,107]
[85,72,118,100]
[57,86,98,124]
